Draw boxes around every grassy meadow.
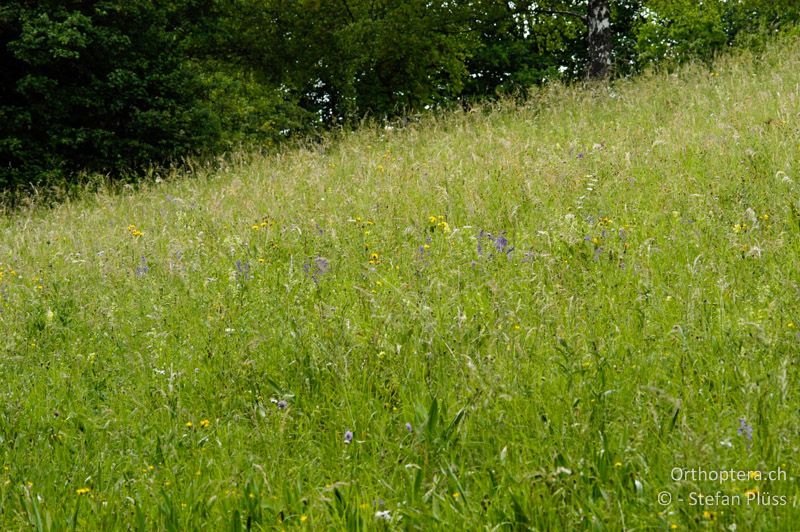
[2,36,800,530]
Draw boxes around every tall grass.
[1,35,800,529]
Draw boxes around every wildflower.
[614,462,622,468]
[135,256,149,276]
[235,260,252,281]
[760,213,769,222]
[737,418,753,441]
[368,252,380,265]
[277,400,287,409]
[127,224,143,238]
[200,419,210,428]
[405,422,413,432]
[185,421,193,428]
[76,487,91,495]
[428,215,438,225]
[495,233,509,253]
[344,430,353,444]
[452,492,460,499]
[788,322,796,329]
[703,511,716,521]
[304,256,329,284]
[300,515,308,523]
[374,510,391,521]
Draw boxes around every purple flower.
[495,232,509,253]
[277,400,287,409]
[405,422,413,432]
[738,418,753,441]
[305,256,330,284]
[235,259,252,281]
[577,152,585,159]
[344,430,353,444]
[477,230,485,256]
[135,256,149,276]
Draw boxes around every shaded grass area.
[1,36,800,529]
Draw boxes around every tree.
[0,1,218,188]
[587,0,612,78]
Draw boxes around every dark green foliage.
[634,0,800,68]
[0,1,219,188]
[1,0,800,190]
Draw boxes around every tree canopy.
[2,0,799,188]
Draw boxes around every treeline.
[1,0,799,188]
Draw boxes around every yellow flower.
[744,487,759,498]
[76,487,91,495]
[252,224,259,231]
[670,525,678,530]
[438,221,451,233]
[368,252,381,265]
[300,515,308,523]
[185,421,193,428]
[703,510,716,520]
[788,322,796,329]
[760,213,769,222]
[452,492,460,498]
[428,215,438,225]
[614,462,622,468]
[200,419,210,428]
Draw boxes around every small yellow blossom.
[300,515,308,523]
[788,322,796,329]
[76,487,91,495]
[452,492,460,498]
[200,419,210,428]
[703,510,716,520]
[185,421,193,428]
[614,462,622,468]
[368,252,380,265]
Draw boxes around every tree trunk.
[587,0,612,79]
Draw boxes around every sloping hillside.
[1,36,799,529]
